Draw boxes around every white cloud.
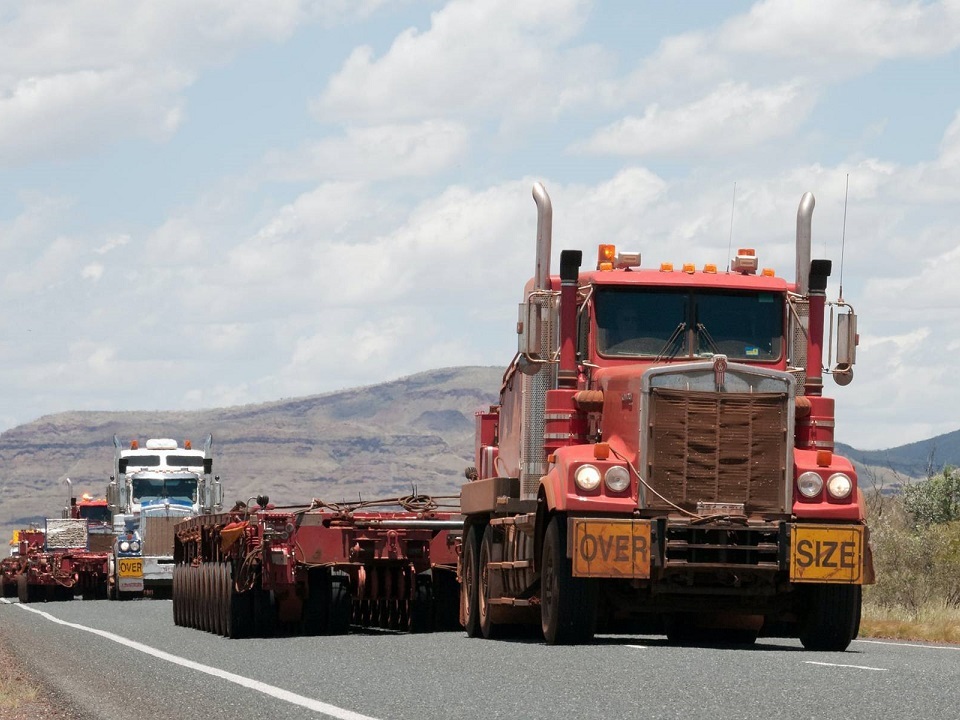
[313,0,598,123]
[82,263,104,282]
[577,81,812,158]
[264,120,470,182]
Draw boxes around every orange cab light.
[593,443,611,460]
[184,439,192,450]
[738,248,756,256]
[598,262,614,272]
[547,453,556,464]
[762,268,775,277]
[703,263,718,274]
[682,263,695,274]
[660,262,674,272]
[816,450,833,467]
[597,244,616,269]
[130,440,139,449]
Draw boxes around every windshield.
[78,506,111,523]
[595,287,783,361]
[131,477,198,503]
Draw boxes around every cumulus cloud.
[264,120,470,182]
[313,0,600,123]
[577,81,813,158]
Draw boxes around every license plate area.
[790,524,863,584]
[571,519,651,579]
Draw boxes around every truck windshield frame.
[594,286,784,361]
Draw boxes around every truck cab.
[107,436,222,598]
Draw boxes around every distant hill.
[3,364,958,541]
[0,366,502,540]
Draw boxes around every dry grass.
[861,602,960,644]
[0,667,39,711]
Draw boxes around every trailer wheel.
[461,524,482,637]
[478,525,501,639]
[17,574,31,604]
[301,568,331,636]
[541,516,597,645]
[799,584,861,652]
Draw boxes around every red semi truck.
[173,494,461,637]
[460,184,873,649]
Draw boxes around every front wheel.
[461,524,482,637]
[798,584,861,651]
[541,516,597,645]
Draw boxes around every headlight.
[826,473,853,499]
[574,464,602,491]
[119,541,131,552]
[129,541,141,553]
[797,471,823,498]
[604,466,631,493]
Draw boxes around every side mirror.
[118,485,129,511]
[213,477,223,511]
[107,480,118,511]
[517,293,558,362]
[832,311,857,386]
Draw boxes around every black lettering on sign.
[579,534,597,562]
[632,534,648,563]
[818,540,839,568]
[615,535,629,561]
[796,539,814,568]
[598,535,615,561]
[840,541,855,568]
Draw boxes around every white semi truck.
[106,435,222,599]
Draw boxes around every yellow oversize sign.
[571,519,651,579]
[118,558,143,578]
[790,524,863,584]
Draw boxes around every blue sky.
[2,0,960,451]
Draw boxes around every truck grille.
[142,516,180,556]
[646,388,788,514]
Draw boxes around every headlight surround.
[604,465,631,493]
[119,540,131,552]
[826,473,853,499]
[797,471,823,498]
[574,464,602,492]
[129,541,141,553]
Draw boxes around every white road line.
[6,601,380,720]
[805,661,887,671]
[855,638,960,651]
[625,644,647,649]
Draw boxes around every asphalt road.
[2,596,958,720]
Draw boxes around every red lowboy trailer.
[14,518,109,603]
[173,494,462,637]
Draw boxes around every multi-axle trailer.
[173,494,462,637]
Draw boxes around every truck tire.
[17,574,31,604]
[410,576,434,634]
[799,584,861,652]
[479,525,501,639]
[172,566,181,625]
[541,516,598,645]
[461,524,482,638]
[301,567,331,636]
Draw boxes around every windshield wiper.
[696,323,722,356]
[655,322,687,361]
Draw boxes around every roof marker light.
[683,263,695,274]
[762,268,775,277]
[660,262,674,272]
[703,263,718,273]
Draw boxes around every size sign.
[571,518,651,579]
[790,524,864,584]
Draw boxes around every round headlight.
[826,473,853,499]
[797,471,823,498]
[574,464,602,491]
[604,466,631,493]
[119,541,131,552]
[129,541,141,553]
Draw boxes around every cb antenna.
[839,173,849,302]
[726,182,737,272]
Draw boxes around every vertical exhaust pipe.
[795,192,814,295]
[533,182,552,291]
